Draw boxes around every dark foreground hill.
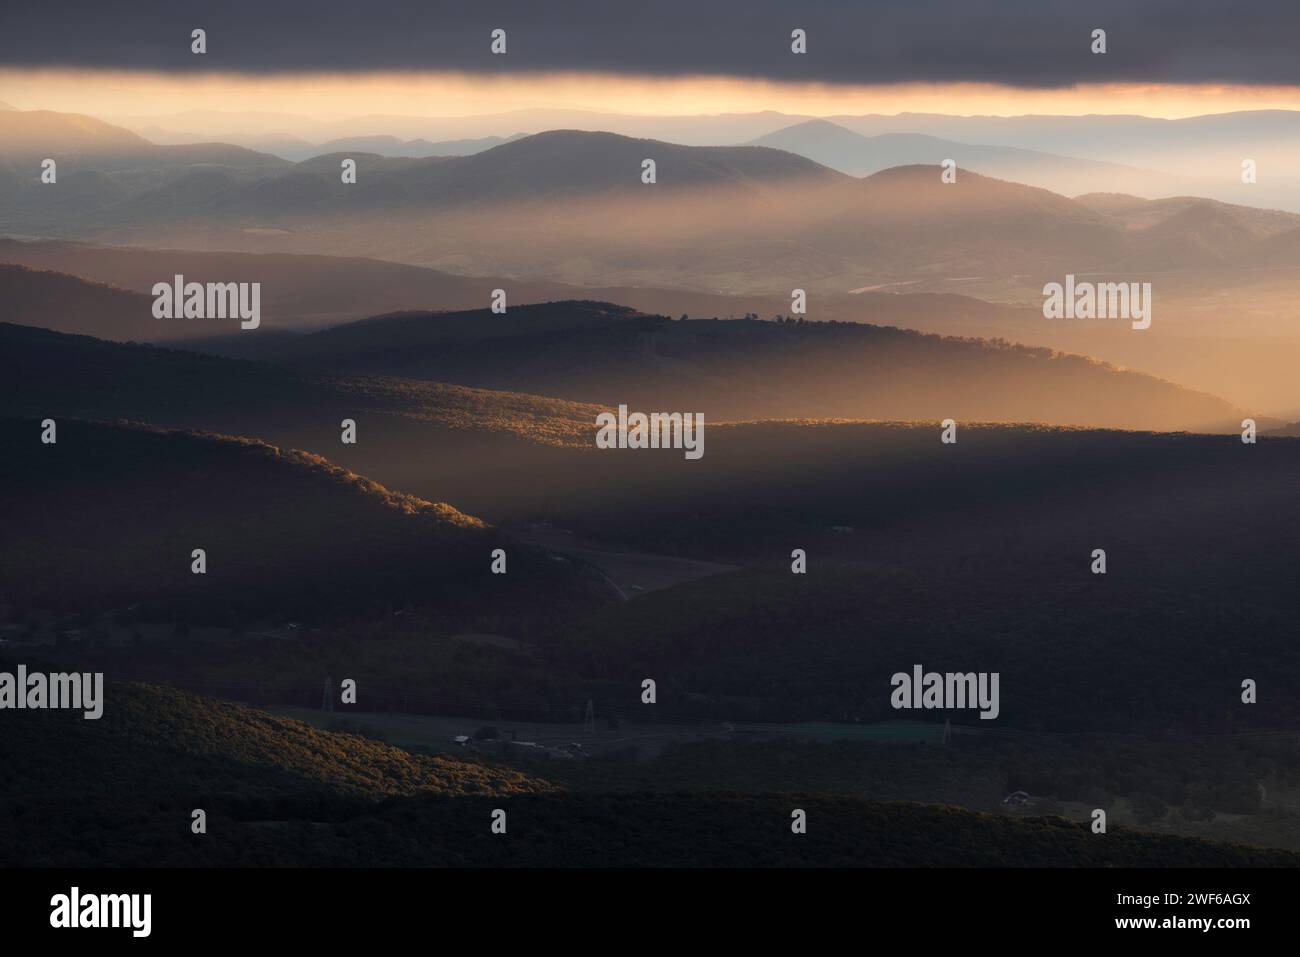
[0,418,603,623]
[546,561,1300,734]
[44,420,1300,737]
[18,414,1299,737]
[2,675,1292,867]
[8,324,1300,740]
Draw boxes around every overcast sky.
[2,1,1299,88]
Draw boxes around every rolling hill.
[10,239,1299,419]
[7,316,1300,847]
[0,318,611,537]
[19,408,1300,819]
[0,416,604,620]
[267,300,1250,433]
[2,119,840,218]
[0,109,289,231]
[8,319,1300,732]
[0,319,599,448]
[5,313,1293,602]
[0,264,1255,433]
[0,237,1028,337]
[3,673,1294,867]
[0,242,584,336]
[0,262,168,341]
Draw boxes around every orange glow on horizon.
[4,68,1300,124]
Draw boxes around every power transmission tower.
[583,698,595,734]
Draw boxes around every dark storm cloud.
[1,0,1298,87]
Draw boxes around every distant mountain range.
[101,105,1300,211]
[8,111,1300,295]
[826,110,1300,172]
[102,105,1300,163]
